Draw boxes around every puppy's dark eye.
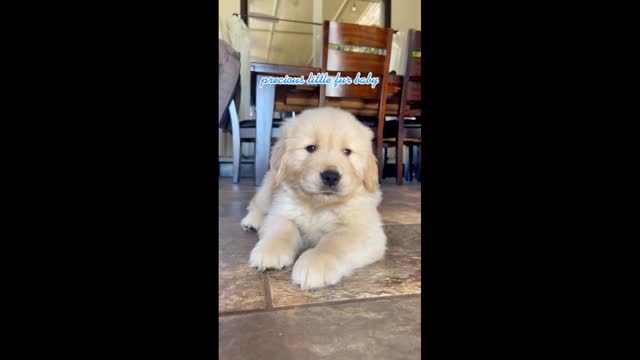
[305,145,316,153]
[343,148,352,156]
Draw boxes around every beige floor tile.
[218,177,422,312]
[266,224,421,307]
[219,295,421,360]
[380,189,422,225]
[219,213,265,313]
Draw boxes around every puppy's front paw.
[291,249,344,290]
[248,243,294,271]
[241,211,263,232]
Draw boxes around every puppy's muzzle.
[320,169,341,187]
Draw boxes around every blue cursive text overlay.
[258,72,380,89]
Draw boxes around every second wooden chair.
[319,20,394,181]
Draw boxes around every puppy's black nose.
[320,170,341,187]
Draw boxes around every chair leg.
[375,137,384,183]
[410,144,416,181]
[414,143,421,182]
[382,146,387,179]
[396,139,404,185]
[405,145,413,182]
[229,100,241,184]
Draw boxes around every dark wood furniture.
[318,21,394,181]
[249,62,407,186]
[384,29,422,184]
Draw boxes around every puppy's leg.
[292,226,386,290]
[249,214,301,271]
[241,171,274,231]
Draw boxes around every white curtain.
[227,15,251,121]
[219,15,252,160]
[218,16,230,159]
[390,31,408,75]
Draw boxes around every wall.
[391,0,421,32]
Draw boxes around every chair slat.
[407,58,421,77]
[325,49,386,74]
[327,21,388,48]
[410,31,421,51]
[324,81,381,99]
[406,81,421,102]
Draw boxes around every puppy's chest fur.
[270,187,348,245]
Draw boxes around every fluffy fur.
[241,107,387,290]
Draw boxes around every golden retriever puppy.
[240,107,387,290]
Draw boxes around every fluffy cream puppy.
[241,107,387,290]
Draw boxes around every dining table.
[250,62,405,186]
[251,62,320,186]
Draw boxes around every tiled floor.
[219,177,421,359]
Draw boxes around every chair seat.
[239,120,283,128]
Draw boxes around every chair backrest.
[397,29,422,144]
[401,29,422,106]
[319,21,394,107]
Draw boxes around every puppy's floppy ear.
[363,152,379,192]
[361,125,379,192]
[270,119,291,188]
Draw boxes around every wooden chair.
[383,29,422,184]
[319,21,394,181]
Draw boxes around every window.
[242,0,389,66]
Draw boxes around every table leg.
[254,75,275,186]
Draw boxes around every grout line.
[219,292,421,318]
[262,272,274,310]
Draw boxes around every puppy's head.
[270,107,379,202]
